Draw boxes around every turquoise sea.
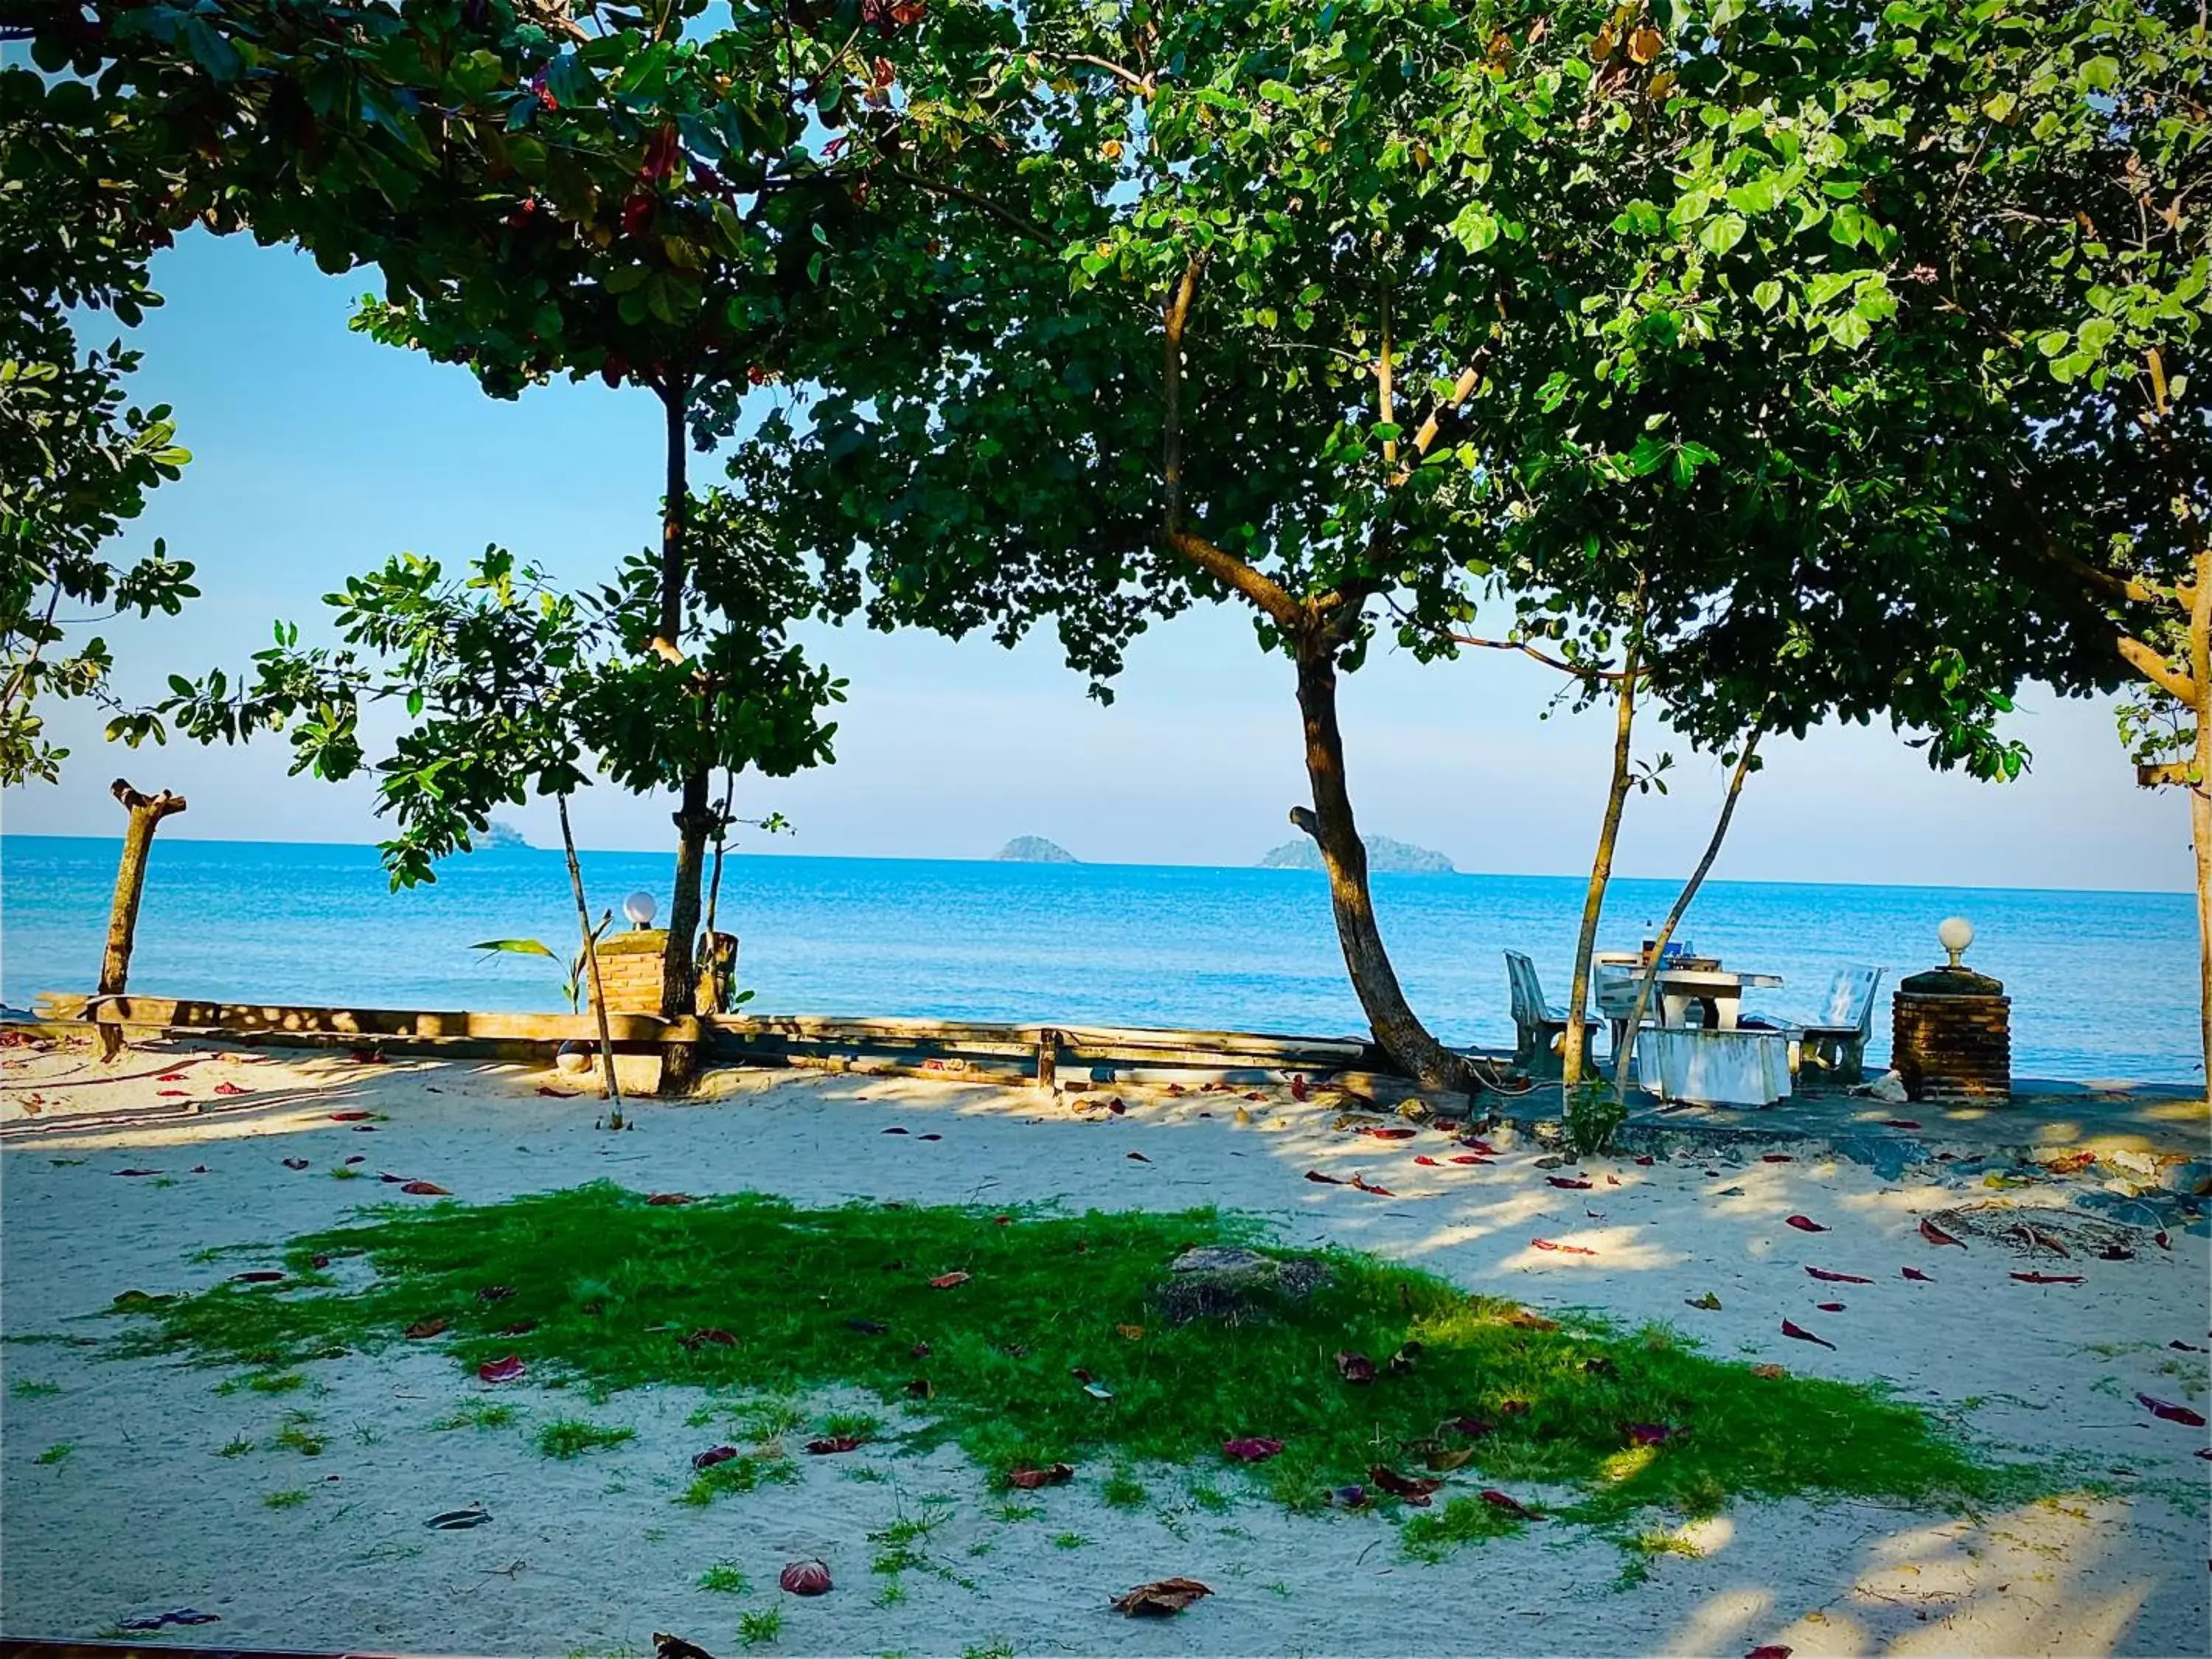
[0,835,2197,1084]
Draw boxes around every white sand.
[1,1035,2205,1658]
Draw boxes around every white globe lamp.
[1937,916,1975,968]
[624,891,658,931]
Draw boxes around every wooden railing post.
[1036,1027,1059,1092]
[96,779,187,1060]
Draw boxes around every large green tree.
[752,0,2110,1091]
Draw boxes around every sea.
[0,835,2197,1085]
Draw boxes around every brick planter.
[585,928,740,1016]
[1892,964,2010,1104]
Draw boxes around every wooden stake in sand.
[97,779,187,1060]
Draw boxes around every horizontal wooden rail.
[30,991,1385,1088]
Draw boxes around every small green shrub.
[1563,1081,1628,1158]
[534,1419,635,1459]
[736,1609,782,1647]
[697,1562,749,1595]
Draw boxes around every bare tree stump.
[97,779,187,1060]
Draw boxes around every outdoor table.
[1653,967,1783,1032]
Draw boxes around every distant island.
[1259,833,1455,874]
[479,821,532,850]
[995,835,1078,863]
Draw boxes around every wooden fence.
[30,992,1380,1089]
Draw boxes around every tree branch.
[875,166,1058,247]
[1163,253,1206,537]
[2121,633,2201,705]
[1033,49,1158,96]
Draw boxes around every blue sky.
[2,230,2188,892]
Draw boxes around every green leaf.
[470,939,559,960]
[1698,213,1747,256]
[1752,279,1783,312]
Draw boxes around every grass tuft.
[9,1379,61,1399]
[34,1443,73,1466]
[111,1184,2039,1545]
[262,1489,308,1509]
[735,1610,781,1647]
[697,1562,749,1595]
[533,1419,636,1459]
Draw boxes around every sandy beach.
[1,1036,2205,1658]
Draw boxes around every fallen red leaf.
[779,1560,832,1597]
[1364,1127,1416,1141]
[1902,1267,1935,1282]
[404,1318,448,1340]
[929,1271,970,1289]
[229,1270,284,1284]
[1006,1462,1074,1489]
[1105,1098,1126,1115]
[1304,1169,1346,1185]
[115,1167,163,1177]
[1111,1576,1212,1617]
[2154,1231,2171,1251]
[1459,1137,1499,1155]
[805,1435,865,1454]
[1335,1350,1377,1384]
[157,1089,187,1097]
[1290,1075,1310,1101]
[1919,1217,1965,1248]
[330,1110,373,1121]
[1368,1464,1442,1503]
[1627,1423,1682,1445]
[212,1082,247,1096]
[1547,1176,1593,1190]
[1879,1119,1921,1130]
[1531,1238,1596,1256]
[2171,1340,2208,1353]
[1221,1436,1284,1462]
[646,1193,693,1206]
[1451,1154,1492,1165]
[1745,1647,1794,1659]
[692,1445,738,1470]
[1784,1214,1828,1233]
[1761,1154,1793,1164]
[1806,1267,1872,1284]
[1633,1155,1655,1166]
[2138,1394,2208,1427]
[1781,1318,1835,1349]
[156,1073,186,1082]
[534,1086,566,1097]
[1350,1176,1394,1195]
[1444,1415,1495,1438]
[476,1354,526,1384]
[881,1126,909,1135]
[191,1165,209,1175]
[1479,1489,1534,1519]
[2009,1271,2084,1284]
[400,1180,451,1195]
[917,1133,942,1141]
[1326,1484,1371,1509]
[348,1049,385,1065]
[1125,1150,1151,1163]
[1815,1301,1846,1312]
[678,1327,737,1349]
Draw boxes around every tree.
[159,547,646,1109]
[0,63,195,786]
[753,0,2107,1094]
[43,0,893,1085]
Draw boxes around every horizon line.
[0,830,2188,902]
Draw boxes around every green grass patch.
[697,1562,749,1595]
[535,1419,636,1459]
[9,1379,61,1399]
[108,1183,2035,1540]
[262,1489,308,1509]
[274,1416,327,1456]
[735,1609,781,1647]
[218,1436,255,1457]
[431,1399,518,1432]
[33,1442,72,1466]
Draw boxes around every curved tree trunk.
[1292,643,1471,1094]
[557,793,625,1124]
[1563,640,1641,1088]
[653,380,712,1094]
[1613,728,1764,1099]
[2190,550,2211,1093]
[97,779,187,1061]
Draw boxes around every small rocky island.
[994,835,1078,863]
[1259,833,1455,874]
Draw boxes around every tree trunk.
[558,793,625,1124]
[96,779,186,1060]
[2190,549,2211,1093]
[1612,729,1764,1099]
[1563,645,1640,1088]
[653,380,713,1095]
[1291,641,1470,1094]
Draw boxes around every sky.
[1,230,2189,893]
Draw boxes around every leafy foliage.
[0,64,195,785]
